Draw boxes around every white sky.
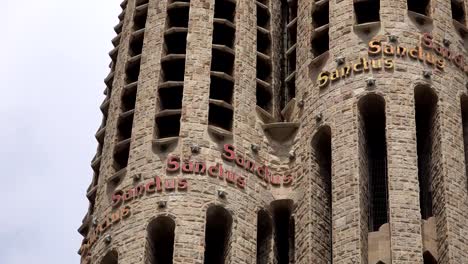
[0,0,120,262]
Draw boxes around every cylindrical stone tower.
[78,0,468,263]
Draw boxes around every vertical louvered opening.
[359,94,389,232]
[204,206,233,264]
[122,89,137,112]
[113,145,130,170]
[311,1,329,57]
[415,86,438,220]
[423,251,437,264]
[452,0,466,24]
[354,0,380,24]
[271,200,294,264]
[118,113,134,140]
[408,0,430,16]
[279,0,297,109]
[257,210,273,264]
[256,0,273,113]
[129,32,144,57]
[461,96,468,192]
[211,48,235,75]
[155,1,190,141]
[146,217,175,264]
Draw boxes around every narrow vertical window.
[208,0,236,138]
[423,251,437,264]
[312,126,332,262]
[407,0,431,16]
[146,216,176,264]
[256,0,273,113]
[358,95,388,231]
[271,200,294,264]
[354,0,380,25]
[283,0,297,108]
[101,251,118,264]
[311,1,329,58]
[452,0,466,24]
[257,210,273,264]
[204,206,233,264]
[415,86,438,220]
[461,96,468,191]
[154,0,190,147]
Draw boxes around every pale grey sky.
[0,0,120,262]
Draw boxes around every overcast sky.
[0,0,120,262]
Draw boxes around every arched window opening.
[452,0,466,24]
[271,200,294,264]
[257,210,273,264]
[407,0,431,16]
[358,94,389,232]
[423,251,437,264]
[146,216,176,264]
[101,250,118,264]
[461,96,468,191]
[415,86,438,220]
[354,0,380,25]
[312,126,332,262]
[204,206,233,264]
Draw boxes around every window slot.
[271,200,294,264]
[159,86,184,110]
[415,86,438,220]
[257,55,272,81]
[122,89,137,112]
[257,2,270,29]
[211,48,235,75]
[257,85,273,112]
[118,113,134,140]
[407,0,430,16]
[156,112,182,138]
[214,0,236,22]
[359,95,388,232]
[125,62,141,84]
[133,8,148,31]
[208,103,233,131]
[312,1,329,28]
[210,75,234,104]
[354,0,380,24]
[113,144,130,170]
[130,32,145,56]
[101,251,118,264]
[452,0,466,24]
[213,22,236,48]
[146,217,175,264]
[257,210,273,264]
[161,57,186,82]
[167,4,190,28]
[204,206,233,264]
[311,29,329,56]
[165,30,188,54]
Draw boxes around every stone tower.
[78,0,468,263]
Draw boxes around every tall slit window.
[283,0,297,107]
[415,86,438,220]
[154,0,190,145]
[461,96,468,191]
[208,0,236,137]
[359,95,389,232]
[204,206,233,264]
[146,216,176,264]
[101,251,118,264]
[257,210,273,264]
[256,0,273,113]
[452,0,466,25]
[311,1,329,58]
[271,200,295,264]
[312,126,332,262]
[408,0,431,16]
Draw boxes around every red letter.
[178,178,188,190]
[422,33,433,49]
[146,179,156,193]
[222,144,236,161]
[166,156,180,172]
[237,177,246,189]
[111,190,123,208]
[283,175,294,186]
[182,161,193,173]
